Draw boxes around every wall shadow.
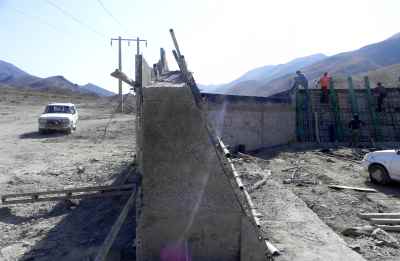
[17,162,138,261]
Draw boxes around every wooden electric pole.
[111,36,147,112]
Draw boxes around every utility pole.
[111,36,147,112]
[118,36,122,112]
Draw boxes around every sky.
[0,0,399,93]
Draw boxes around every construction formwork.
[296,79,400,144]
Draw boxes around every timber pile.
[359,212,400,232]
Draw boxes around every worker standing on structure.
[291,70,309,109]
[319,72,330,103]
[348,114,365,147]
[375,82,387,112]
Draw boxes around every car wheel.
[66,128,72,135]
[39,129,46,135]
[369,165,391,185]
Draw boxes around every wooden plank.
[376,225,400,232]
[328,185,377,192]
[359,213,400,220]
[95,186,138,261]
[370,218,400,225]
[1,191,132,205]
[1,184,135,200]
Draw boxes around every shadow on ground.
[0,202,73,225]
[365,180,400,197]
[19,131,67,139]
[17,162,138,261]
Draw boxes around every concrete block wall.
[203,93,296,151]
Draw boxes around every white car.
[38,103,78,134]
[361,150,400,184]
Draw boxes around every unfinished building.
[131,30,371,260]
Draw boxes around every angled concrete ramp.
[135,72,267,261]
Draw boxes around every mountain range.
[0,60,115,97]
[200,32,400,97]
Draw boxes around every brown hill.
[219,34,400,97]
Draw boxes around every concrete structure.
[135,70,267,260]
[203,93,296,151]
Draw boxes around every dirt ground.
[2,88,400,261]
[236,146,400,261]
[0,90,137,261]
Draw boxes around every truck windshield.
[45,105,72,114]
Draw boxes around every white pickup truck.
[361,150,400,184]
[38,103,78,134]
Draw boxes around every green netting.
[329,79,344,141]
[364,76,382,141]
[296,90,315,142]
[347,77,359,115]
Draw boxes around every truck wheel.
[369,165,391,185]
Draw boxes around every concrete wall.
[203,93,296,151]
[135,81,267,260]
[136,84,242,260]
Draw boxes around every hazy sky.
[1,0,399,93]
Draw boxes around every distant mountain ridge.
[202,33,400,97]
[0,60,115,96]
[200,53,326,94]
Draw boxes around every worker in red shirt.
[319,72,330,103]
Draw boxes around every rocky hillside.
[0,60,115,96]
[204,33,400,97]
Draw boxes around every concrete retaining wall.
[203,93,296,151]
[135,79,268,260]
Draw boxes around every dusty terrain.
[0,89,137,260]
[2,87,400,261]
[237,147,400,261]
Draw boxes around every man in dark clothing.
[291,70,310,109]
[292,70,309,91]
[348,114,365,147]
[375,82,387,112]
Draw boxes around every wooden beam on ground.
[376,225,400,232]
[328,185,377,193]
[370,218,400,225]
[359,213,400,220]
[1,184,135,205]
[94,186,138,261]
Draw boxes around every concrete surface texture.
[233,159,367,261]
[203,93,296,151]
[135,82,267,260]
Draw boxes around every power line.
[96,0,126,31]
[45,0,107,38]
[8,6,62,33]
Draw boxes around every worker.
[348,114,365,147]
[375,82,387,112]
[319,72,330,103]
[292,70,309,91]
[291,70,309,109]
